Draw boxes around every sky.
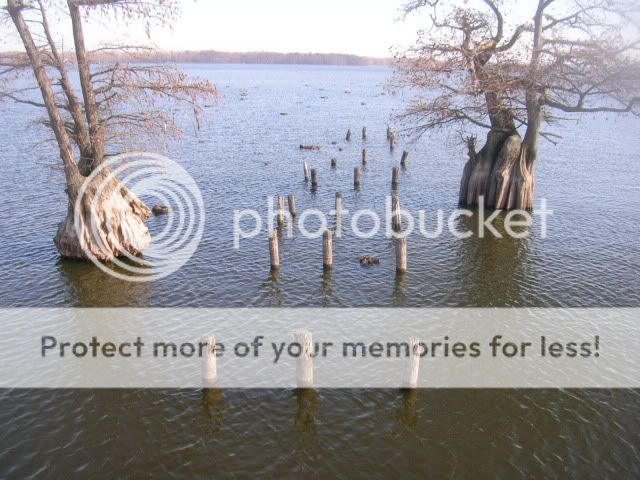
[0,0,428,57]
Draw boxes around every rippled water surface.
[0,65,639,477]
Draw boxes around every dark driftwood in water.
[360,255,380,266]
[152,204,171,216]
[299,145,321,150]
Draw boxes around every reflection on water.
[55,259,153,307]
[293,389,318,434]
[395,389,419,428]
[453,211,534,307]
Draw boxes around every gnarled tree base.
[459,131,535,210]
[54,176,151,261]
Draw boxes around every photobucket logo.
[74,152,205,282]
[233,196,553,248]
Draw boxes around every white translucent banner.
[0,309,636,388]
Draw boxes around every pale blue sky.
[1,0,428,57]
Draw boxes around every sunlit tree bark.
[2,0,217,260]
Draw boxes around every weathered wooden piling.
[201,335,217,384]
[346,129,352,141]
[401,151,409,168]
[390,134,396,151]
[293,329,314,388]
[269,231,280,270]
[395,237,407,273]
[392,195,402,232]
[303,161,310,181]
[392,167,400,189]
[386,126,392,140]
[354,166,362,189]
[323,229,333,269]
[311,168,319,189]
[277,195,286,225]
[335,192,344,215]
[331,158,337,168]
[362,127,367,139]
[362,148,368,164]
[402,338,421,388]
[288,194,297,218]
[335,192,344,236]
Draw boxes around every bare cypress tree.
[2,0,217,259]
[396,0,640,209]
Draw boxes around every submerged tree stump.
[293,330,314,388]
[392,167,400,189]
[323,229,333,270]
[395,237,407,273]
[354,167,361,189]
[401,151,409,168]
[269,231,280,270]
[201,335,217,385]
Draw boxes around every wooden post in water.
[335,192,344,215]
[293,329,314,388]
[392,195,402,232]
[362,127,367,139]
[392,167,400,189]
[395,237,407,273]
[331,158,337,168]
[269,231,280,271]
[323,229,333,270]
[354,166,362,189]
[386,126,391,140]
[362,148,368,165]
[277,195,286,225]
[303,161,310,182]
[346,129,352,141]
[401,151,409,168]
[335,192,344,236]
[390,134,396,151]
[201,335,217,384]
[402,338,421,388]
[311,169,319,189]
[288,194,297,218]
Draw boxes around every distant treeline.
[1,49,392,66]
[111,50,393,66]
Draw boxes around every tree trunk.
[9,0,152,261]
[54,172,152,260]
[459,129,536,210]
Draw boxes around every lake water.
[0,64,639,477]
